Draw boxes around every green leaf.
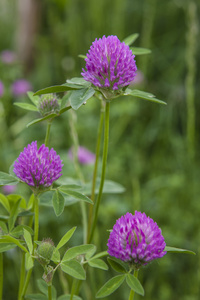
[52,190,65,216]
[69,87,95,110]
[96,275,125,298]
[107,257,127,273]
[78,54,87,59]
[34,85,76,96]
[126,273,144,296]
[165,246,196,255]
[0,193,10,212]
[10,224,33,238]
[8,198,22,231]
[56,227,76,250]
[27,91,40,105]
[7,194,26,209]
[130,47,151,55]
[51,247,60,263]
[124,88,167,105]
[14,102,38,112]
[24,229,33,253]
[61,260,86,280]
[0,172,19,186]
[62,244,95,262]
[90,250,108,260]
[58,294,82,300]
[25,252,34,270]
[58,184,82,190]
[0,221,8,234]
[59,188,93,204]
[123,33,139,46]
[82,179,125,195]
[0,236,28,253]
[88,258,108,270]
[0,243,17,253]
[26,113,58,127]
[85,245,97,260]
[66,77,90,87]
[25,294,47,300]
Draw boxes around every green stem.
[20,195,39,299]
[34,195,39,246]
[70,279,77,300]
[88,101,110,243]
[45,121,52,147]
[87,101,105,242]
[185,1,198,159]
[128,269,139,300]
[20,269,32,299]
[0,253,3,300]
[18,252,26,300]
[48,285,52,300]
[69,110,87,243]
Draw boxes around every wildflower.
[68,146,95,165]
[38,94,60,116]
[1,50,17,64]
[107,211,166,269]
[11,79,32,97]
[2,185,16,195]
[81,35,137,92]
[37,238,55,266]
[13,141,63,190]
[0,81,4,97]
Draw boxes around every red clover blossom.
[13,141,63,190]
[107,211,166,269]
[81,35,137,91]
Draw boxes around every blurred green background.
[0,0,199,299]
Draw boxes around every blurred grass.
[0,0,199,299]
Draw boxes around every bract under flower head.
[13,141,63,191]
[107,211,166,269]
[81,35,137,93]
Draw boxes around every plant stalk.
[87,101,105,242]
[128,269,139,300]
[88,101,110,243]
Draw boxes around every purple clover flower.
[107,211,166,269]
[2,185,16,195]
[0,81,4,97]
[1,50,17,64]
[13,141,63,190]
[11,79,32,97]
[68,146,95,165]
[81,35,137,91]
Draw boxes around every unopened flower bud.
[37,238,55,266]
[38,94,60,116]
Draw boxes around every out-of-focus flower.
[68,146,95,165]
[38,94,60,116]
[1,50,17,64]
[81,35,137,91]
[13,141,63,190]
[130,70,144,86]
[11,79,32,97]
[107,211,166,269]
[0,81,4,97]
[2,185,16,195]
